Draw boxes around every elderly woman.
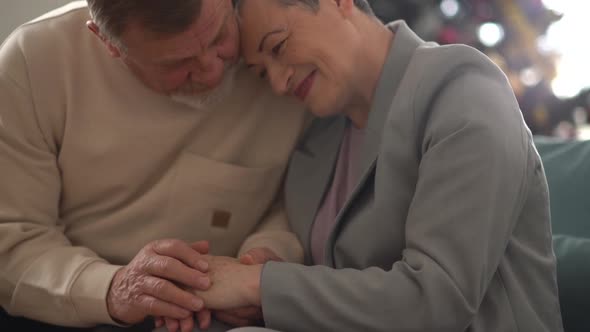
[184,0,564,331]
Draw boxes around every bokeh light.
[478,22,505,47]
[541,1,590,98]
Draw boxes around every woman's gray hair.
[234,0,375,17]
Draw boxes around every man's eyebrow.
[259,28,286,52]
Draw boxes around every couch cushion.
[535,137,590,331]
[553,235,590,331]
[534,137,590,238]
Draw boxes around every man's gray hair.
[234,0,375,16]
[87,0,203,47]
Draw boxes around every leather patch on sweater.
[211,210,231,229]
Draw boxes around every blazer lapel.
[324,21,426,266]
[285,116,347,264]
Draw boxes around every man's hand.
[155,309,212,332]
[107,239,211,325]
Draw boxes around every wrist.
[245,264,263,306]
[106,268,127,324]
[70,261,124,326]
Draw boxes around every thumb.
[191,241,210,254]
[239,247,282,265]
[239,254,256,265]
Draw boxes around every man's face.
[116,0,239,95]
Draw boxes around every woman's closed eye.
[246,64,267,79]
[272,38,288,56]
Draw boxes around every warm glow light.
[541,1,590,98]
[440,0,460,18]
[478,23,505,48]
[520,67,542,87]
[541,0,567,14]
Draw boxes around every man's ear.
[334,0,355,18]
[86,20,122,58]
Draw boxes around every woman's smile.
[293,70,317,101]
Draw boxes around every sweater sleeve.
[0,38,122,327]
[238,196,304,264]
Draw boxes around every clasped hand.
[155,247,281,332]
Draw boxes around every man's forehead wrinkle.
[125,1,228,64]
[154,4,224,62]
[192,0,225,40]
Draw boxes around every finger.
[191,241,210,254]
[232,306,263,320]
[154,317,164,328]
[239,254,255,265]
[152,239,210,272]
[180,315,195,332]
[143,276,205,312]
[146,255,210,290]
[165,317,180,332]
[197,309,212,330]
[240,247,282,265]
[137,294,192,320]
[214,311,251,327]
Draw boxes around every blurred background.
[368,0,590,140]
[1,0,589,139]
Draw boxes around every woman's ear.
[86,21,122,58]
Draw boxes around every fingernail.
[178,309,191,318]
[197,276,210,289]
[197,260,208,271]
[192,298,204,310]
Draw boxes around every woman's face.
[239,0,360,117]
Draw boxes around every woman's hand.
[212,247,282,327]
[194,255,263,310]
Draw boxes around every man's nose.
[194,50,222,73]
[189,52,225,88]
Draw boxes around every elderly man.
[0,0,307,331]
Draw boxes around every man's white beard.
[171,65,238,110]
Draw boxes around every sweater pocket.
[165,152,283,256]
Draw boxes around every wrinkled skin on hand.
[158,247,279,331]
[107,239,211,325]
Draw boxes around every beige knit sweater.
[0,2,307,327]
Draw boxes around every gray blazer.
[260,21,563,332]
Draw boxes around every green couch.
[535,137,590,332]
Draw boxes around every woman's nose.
[267,65,292,96]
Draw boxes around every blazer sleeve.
[0,40,122,327]
[259,68,530,331]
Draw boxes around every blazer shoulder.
[410,44,509,94]
[399,44,524,153]
[402,43,514,123]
